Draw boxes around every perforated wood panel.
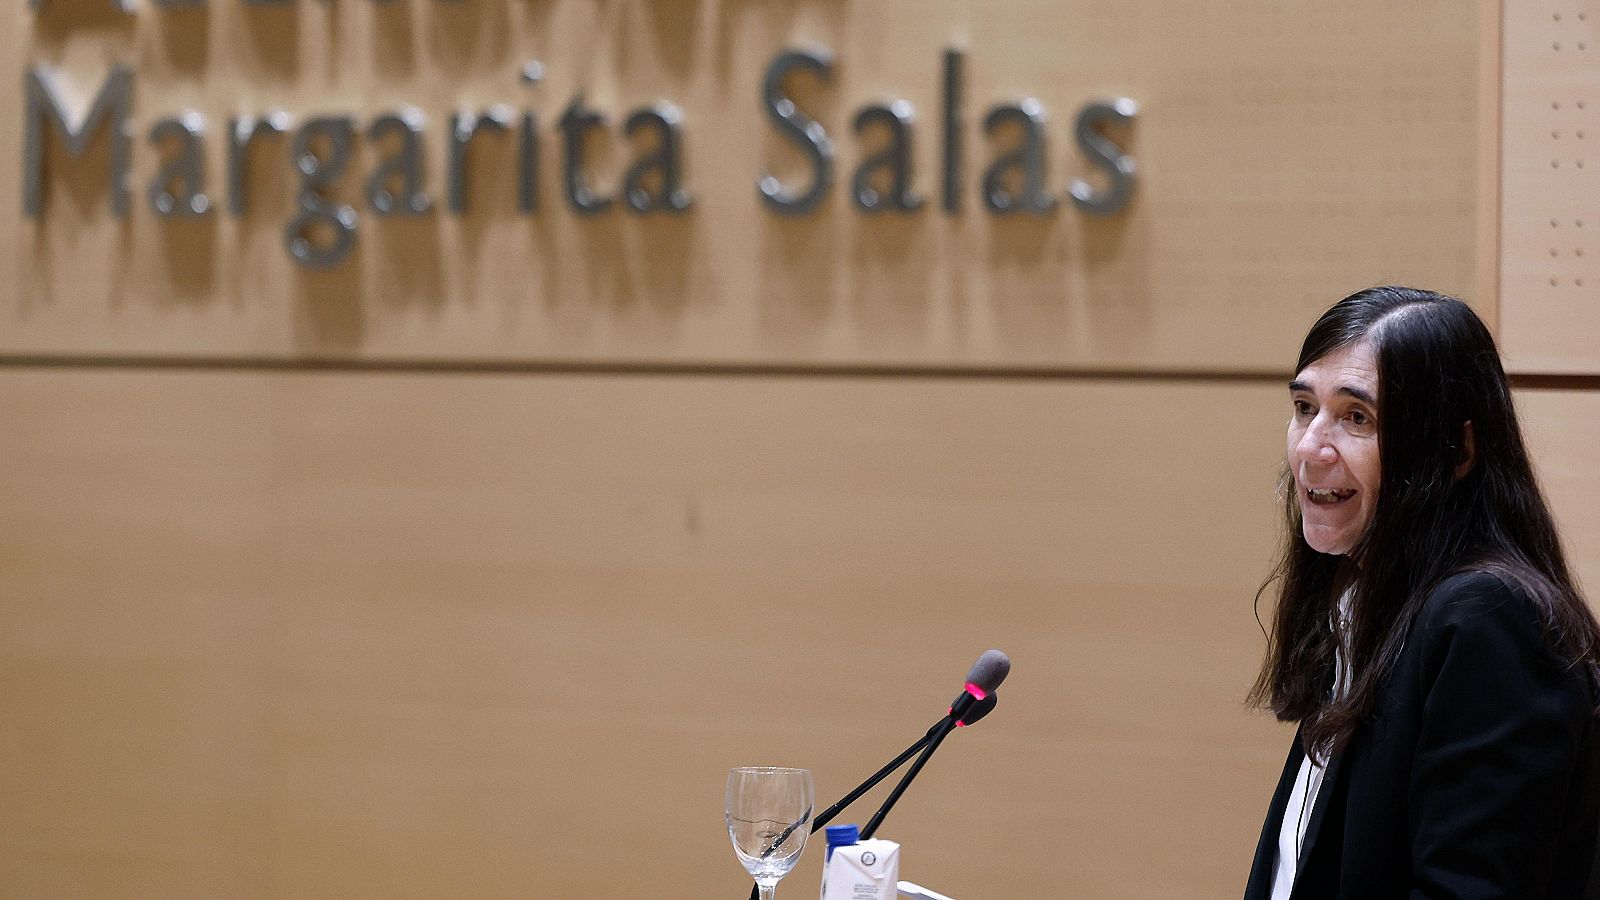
[1501,3,1600,372]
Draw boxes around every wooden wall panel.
[0,369,1291,899]
[1519,389,1600,594]
[2,4,1546,900]
[4,0,1484,371]
[1500,2,1600,372]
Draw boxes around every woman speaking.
[1243,286,1600,899]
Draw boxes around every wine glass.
[725,766,815,900]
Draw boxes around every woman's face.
[1287,340,1381,556]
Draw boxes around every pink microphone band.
[949,683,991,722]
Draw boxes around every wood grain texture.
[1520,389,1600,594]
[5,0,1484,371]
[1477,0,1502,327]
[0,369,1293,899]
[7,4,1570,899]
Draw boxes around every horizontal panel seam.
[0,354,1296,383]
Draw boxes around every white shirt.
[1269,589,1353,900]
[1269,749,1330,898]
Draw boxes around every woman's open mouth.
[1306,487,1357,505]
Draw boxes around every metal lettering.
[22,64,134,217]
[448,105,512,214]
[227,111,291,216]
[1069,98,1138,215]
[367,107,431,216]
[147,111,212,217]
[559,95,611,215]
[982,99,1056,215]
[518,61,542,213]
[622,103,691,214]
[519,113,538,213]
[941,48,963,213]
[284,116,358,269]
[851,100,922,213]
[757,48,834,215]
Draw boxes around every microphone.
[860,650,1010,840]
[947,649,1011,721]
[742,653,1007,900]
[954,690,998,727]
[761,692,1000,861]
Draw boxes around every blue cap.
[825,824,859,860]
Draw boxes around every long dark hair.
[1248,285,1600,760]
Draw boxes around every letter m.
[23,64,134,218]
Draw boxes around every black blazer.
[1243,571,1600,900]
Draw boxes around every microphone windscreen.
[956,691,998,726]
[964,649,1011,693]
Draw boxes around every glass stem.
[758,885,776,900]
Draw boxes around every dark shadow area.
[425,0,509,74]
[940,218,973,349]
[710,0,848,87]
[741,4,856,354]
[293,242,366,354]
[511,0,558,72]
[985,214,1070,355]
[156,214,220,304]
[31,1,136,48]
[756,214,838,354]
[371,0,418,77]
[847,213,931,346]
[35,120,122,218]
[624,213,695,320]
[1064,110,1147,342]
[574,213,632,319]
[326,0,346,83]
[150,5,211,74]
[1076,200,1153,348]
[238,2,301,82]
[528,211,560,305]
[456,126,524,306]
[842,111,934,344]
[28,114,132,318]
[631,0,700,81]
[109,216,134,312]
[984,208,1055,265]
[1079,205,1134,268]
[709,0,740,84]
[233,128,294,227]
[371,214,445,313]
[288,129,367,353]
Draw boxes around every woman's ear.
[1453,420,1476,480]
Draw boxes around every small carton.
[820,839,900,900]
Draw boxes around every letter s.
[1069,97,1137,216]
[758,48,834,215]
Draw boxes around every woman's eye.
[1292,400,1313,416]
[1346,410,1371,427]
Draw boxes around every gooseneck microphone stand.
[744,719,946,900]
[861,716,956,839]
[738,649,1008,900]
